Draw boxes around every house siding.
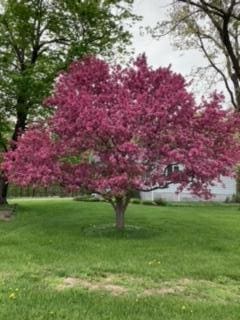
[140,176,236,202]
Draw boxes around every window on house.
[166,165,179,176]
[173,165,179,172]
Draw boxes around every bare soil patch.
[56,274,193,297]
[54,274,240,303]
[0,210,13,222]
[57,276,127,296]
[143,286,184,296]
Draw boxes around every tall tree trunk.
[114,196,130,231]
[11,108,27,146]
[0,105,27,205]
[0,174,8,205]
[115,204,125,230]
[236,168,240,199]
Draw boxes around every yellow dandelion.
[9,293,16,299]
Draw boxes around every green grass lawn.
[1,199,240,319]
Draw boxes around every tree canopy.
[0,0,138,204]
[0,0,137,136]
[3,55,240,229]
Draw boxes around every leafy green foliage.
[141,200,155,206]
[130,198,141,204]
[0,0,138,202]
[154,197,167,206]
[73,195,101,202]
[0,116,11,152]
[0,0,138,139]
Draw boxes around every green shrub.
[130,190,141,199]
[154,197,167,206]
[73,195,89,201]
[230,194,240,203]
[224,196,230,203]
[131,198,141,204]
[141,200,155,206]
[73,195,100,202]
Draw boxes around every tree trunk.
[0,104,28,204]
[11,108,27,146]
[115,205,125,230]
[114,196,130,231]
[0,175,8,205]
[236,168,240,199]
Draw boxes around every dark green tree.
[0,0,138,204]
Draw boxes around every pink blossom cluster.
[3,55,240,198]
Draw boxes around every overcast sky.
[131,0,226,100]
[132,0,206,71]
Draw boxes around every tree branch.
[178,0,240,20]
[178,0,224,17]
[152,9,200,38]
[137,182,174,192]
[196,28,237,108]
[1,19,25,69]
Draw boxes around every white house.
[140,176,236,202]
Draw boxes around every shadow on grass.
[82,224,160,239]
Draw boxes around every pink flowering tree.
[3,56,240,230]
